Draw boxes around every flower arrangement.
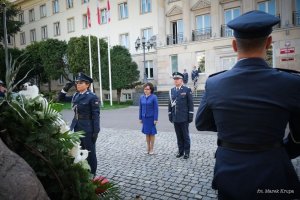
[0,55,119,199]
[93,176,120,199]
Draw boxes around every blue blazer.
[58,90,100,134]
[195,58,300,199]
[139,94,158,120]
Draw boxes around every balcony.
[192,27,212,41]
[166,33,184,45]
[221,24,233,37]
[293,11,300,26]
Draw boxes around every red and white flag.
[87,6,91,28]
[97,0,101,24]
[107,0,111,23]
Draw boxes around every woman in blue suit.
[139,83,158,155]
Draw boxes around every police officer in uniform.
[195,11,300,199]
[58,72,100,176]
[168,72,194,159]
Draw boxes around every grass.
[58,101,133,110]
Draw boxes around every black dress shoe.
[176,153,183,158]
[183,154,189,159]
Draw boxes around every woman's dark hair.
[143,82,154,94]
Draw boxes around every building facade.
[9,0,300,97]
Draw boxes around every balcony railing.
[192,27,212,41]
[166,33,184,45]
[221,24,233,37]
[293,11,300,26]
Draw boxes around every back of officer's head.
[227,10,279,54]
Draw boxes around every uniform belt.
[217,139,283,151]
[75,114,92,120]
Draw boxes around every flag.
[87,6,91,28]
[107,0,110,23]
[97,0,101,24]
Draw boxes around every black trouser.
[174,122,190,155]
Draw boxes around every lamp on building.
[135,36,154,83]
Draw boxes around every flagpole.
[107,0,113,106]
[108,36,113,106]
[87,6,93,91]
[97,37,103,107]
[88,34,93,91]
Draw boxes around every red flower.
[93,176,110,194]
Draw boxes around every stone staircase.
[156,90,204,107]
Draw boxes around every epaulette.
[208,70,227,78]
[275,68,300,76]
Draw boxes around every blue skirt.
[142,117,157,135]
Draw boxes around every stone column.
[183,0,191,42]
[211,0,220,38]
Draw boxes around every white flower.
[60,123,70,133]
[19,83,39,99]
[69,143,89,163]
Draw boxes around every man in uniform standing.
[183,69,189,85]
[58,72,100,176]
[191,66,199,89]
[169,72,194,159]
[195,11,300,199]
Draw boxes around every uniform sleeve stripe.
[189,111,194,113]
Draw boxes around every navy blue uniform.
[183,72,188,84]
[191,69,199,81]
[195,58,300,199]
[59,90,100,175]
[168,85,194,155]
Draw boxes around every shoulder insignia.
[275,68,300,76]
[209,70,227,78]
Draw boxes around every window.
[122,93,132,100]
[120,33,129,49]
[19,12,24,22]
[53,22,60,36]
[224,7,240,37]
[29,9,35,22]
[196,52,205,73]
[82,14,88,29]
[58,75,65,85]
[66,0,73,9]
[7,36,13,45]
[20,32,26,45]
[295,0,300,26]
[145,60,154,79]
[258,0,276,15]
[119,2,128,19]
[67,18,75,32]
[30,29,36,42]
[141,0,151,14]
[170,55,178,73]
[82,0,89,4]
[101,8,107,24]
[40,4,47,18]
[53,0,59,14]
[104,94,110,100]
[220,56,237,70]
[41,26,48,40]
[196,14,211,32]
[168,19,183,44]
[142,28,153,42]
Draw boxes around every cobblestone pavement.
[61,108,300,199]
[95,128,218,200]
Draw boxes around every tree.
[24,42,45,88]
[39,39,67,91]
[104,45,139,103]
[67,36,107,78]
[0,0,24,41]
